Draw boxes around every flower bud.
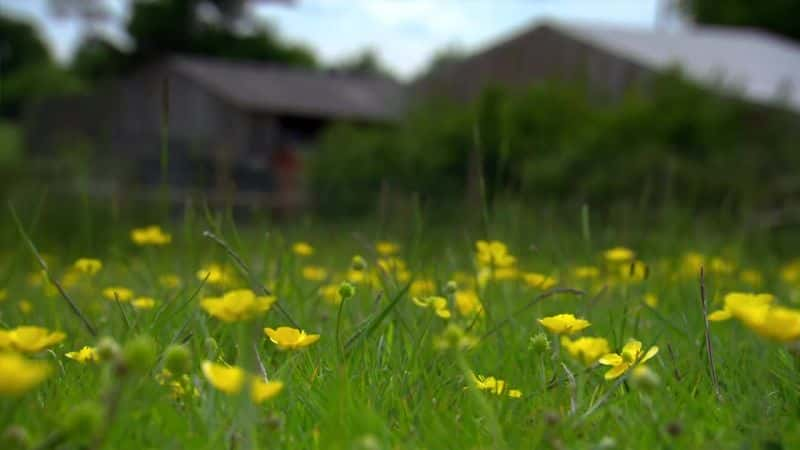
[122,335,157,373]
[630,365,661,392]
[96,336,121,362]
[62,401,103,441]
[204,337,219,358]
[528,332,550,354]
[351,255,367,271]
[444,280,458,295]
[338,281,356,300]
[163,344,191,375]
[596,436,617,449]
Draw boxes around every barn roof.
[168,56,406,121]
[546,21,800,112]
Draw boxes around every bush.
[310,72,800,215]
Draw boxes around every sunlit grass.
[1,203,799,449]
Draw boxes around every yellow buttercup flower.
[599,339,659,380]
[707,257,735,275]
[250,378,284,404]
[412,296,452,319]
[18,300,32,315]
[742,306,800,342]
[73,258,102,275]
[707,292,774,322]
[538,314,591,335]
[0,326,66,353]
[346,268,367,284]
[475,240,516,268]
[604,247,635,263]
[157,369,199,399]
[132,297,156,310]
[724,302,800,343]
[618,260,648,283]
[103,286,134,302]
[454,290,484,317]
[561,336,610,366]
[196,263,234,286]
[201,361,245,394]
[470,373,522,398]
[739,269,763,287]
[681,252,706,277]
[200,289,276,322]
[292,242,314,256]
[781,260,800,286]
[644,293,659,308]
[264,327,320,350]
[410,279,436,297]
[0,352,51,396]
[65,346,99,363]
[302,265,328,282]
[320,284,342,305]
[201,361,283,404]
[522,272,557,289]
[375,241,400,256]
[573,266,600,279]
[131,225,172,246]
[377,257,411,282]
[159,274,182,289]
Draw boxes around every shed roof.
[168,55,406,121]
[546,21,800,112]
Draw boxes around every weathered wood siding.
[414,25,653,102]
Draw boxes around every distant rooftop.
[167,55,407,121]
[546,21,800,112]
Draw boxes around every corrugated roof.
[169,56,406,121]
[550,21,800,112]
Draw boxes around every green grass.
[1,200,799,450]
[0,120,22,165]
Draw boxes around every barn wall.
[413,25,653,102]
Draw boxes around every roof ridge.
[167,53,399,85]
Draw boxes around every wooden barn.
[414,21,800,114]
[26,55,406,210]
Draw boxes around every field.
[1,202,799,450]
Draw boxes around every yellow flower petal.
[250,379,284,403]
[598,353,623,366]
[604,362,631,380]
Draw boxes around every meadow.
[1,201,799,450]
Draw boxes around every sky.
[1,0,664,79]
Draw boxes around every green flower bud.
[62,401,103,441]
[2,425,31,450]
[444,280,458,295]
[163,344,191,375]
[122,335,158,373]
[351,255,367,271]
[630,365,661,392]
[528,332,550,354]
[204,337,218,357]
[596,436,617,450]
[338,281,356,300]
[95,336,121,362]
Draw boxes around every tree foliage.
[0,15,83,118]
[72,0,316,81]
[311,72,800,214]
[685,0,800,42]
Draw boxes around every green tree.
[71,0,316,81]
[332,49,393,78]
[684,0,800,42]
[0,15,82,118]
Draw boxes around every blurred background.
[1,0,799,230]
